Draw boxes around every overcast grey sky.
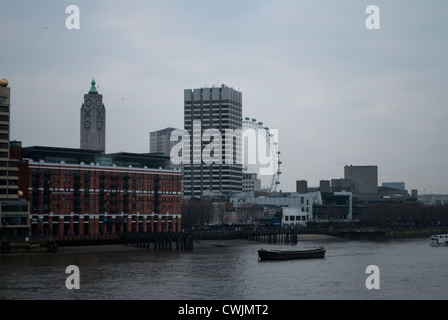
[1,0,448,194]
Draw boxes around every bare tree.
[214,201,231,226]
[181,198,214,228]
[238,203,260,225]
[362,202,448,228]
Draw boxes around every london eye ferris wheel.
[242,117,282,192]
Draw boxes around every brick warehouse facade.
[12,144,182,236]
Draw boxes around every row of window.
[34,187,180,195]
[186,186,242,191]
[0,188,18,195]
[185,113,242,119]
[0,170,18,177]
[37,176,178,188]
[184,173,243,177]
[185,107,242,113]
[1,214,28,226]
[184,103,242,109]
[35,192,180,200]
[183,165,242,170]
[284,215,308,221]
[32,168,180,180]
[38,203,179,211]
[32,214,178,221]
[185,118,241,124]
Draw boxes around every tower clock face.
[84,121,91,129]
[96,99,102,107]
[85,99,92,107]
[97,121,102,130]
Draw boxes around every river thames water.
[0,236,447,300]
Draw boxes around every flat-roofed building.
[150,127,181,169]
[243,173,261,192]
[0,78,30,237]
[16,145,182,236]
[183,85,243,198]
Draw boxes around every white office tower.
[183,85,242,198]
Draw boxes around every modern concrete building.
[0,78,30,236]
[319,180,332,193]
[313,191,353,221]
[282,206,311,228]
[331,178,352,192]
[296,180,308,193]
[344,165,378,194]
[149,127,179,169]
[80,79,106,152]
[231,191,322,211]
[183,85,243,198]
[243,173,261,192]
[150,127,176,155]
[382,182,405,191]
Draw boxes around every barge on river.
[257,246,326,261]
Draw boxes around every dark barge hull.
[258,247,326,261]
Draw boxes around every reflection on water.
[0,238,447,300]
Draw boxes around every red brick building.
[13,144,182,236]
